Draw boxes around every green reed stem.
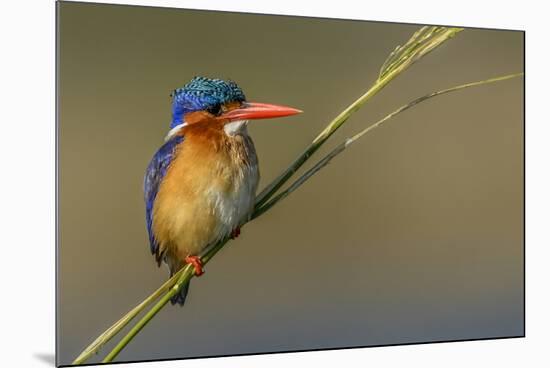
[72,276,177,365]
[102,266,196,363]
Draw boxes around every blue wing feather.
[143,135,184,257]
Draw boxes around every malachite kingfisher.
[144,77,302,305]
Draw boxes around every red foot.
[185,255,204,276]
[231,227,241,239]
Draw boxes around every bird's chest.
[208,152,259,232]
[155,132,259,248]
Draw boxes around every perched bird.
[144,77,301,305]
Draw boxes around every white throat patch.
[223,120,249,136]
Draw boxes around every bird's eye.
[208,104,222,116]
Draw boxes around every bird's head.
[167,76,301,140]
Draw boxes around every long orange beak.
[220,102,302,121]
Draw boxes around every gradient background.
[57,1,524,365]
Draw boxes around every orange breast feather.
[152,122,258,262]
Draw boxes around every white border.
[1,1,548,367]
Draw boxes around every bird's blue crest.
[170,76,246,129]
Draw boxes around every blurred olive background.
[57,1,524,365]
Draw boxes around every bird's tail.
[166,254,191,306]
[170,281,190,306]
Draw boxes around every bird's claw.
[185,255,204,276]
